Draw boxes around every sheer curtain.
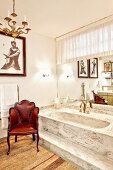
[56,20,113,64]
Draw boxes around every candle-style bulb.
[8,10,10,17]
[24,16,26,22]
[27,23,29,28]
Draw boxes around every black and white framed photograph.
[78,60,89,78]
[0,32,26,76]
[89,58,98,78]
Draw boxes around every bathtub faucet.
[79,100,93,113]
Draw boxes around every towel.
[0,84,19,129]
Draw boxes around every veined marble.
[61,101,113,116]
[39,105,113,170]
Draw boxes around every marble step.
[39,130,113,170]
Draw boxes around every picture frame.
[89,58,98,78]
[0,32,26,76]
[104,62,112,72]
[78,60,89,78]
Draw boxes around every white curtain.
[56,20,113,64]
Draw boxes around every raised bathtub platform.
[40,131,113,170]
[39,106,113,170]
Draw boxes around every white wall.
[0,32,57,107]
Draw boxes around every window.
[56,21,113,64]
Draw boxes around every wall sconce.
[41,68,51,78]
[66,74,73,78]
[37,63,52,79]
[42,73,49,77]
[61,64,73,79]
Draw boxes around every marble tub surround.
[39,107,113,170]
[46,111,110,129]
[92,103,113,116]
[39,104,54,110]
[40,131,113,170]
[40,107,113,135]
[61,100,113,116]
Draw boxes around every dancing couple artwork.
[78,58,98,78]
[0,32,26,76]
[2,41,20,70]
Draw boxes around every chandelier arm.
[3,27,11,35]
[17,25,26,31]
[7,20,14,29]
[6,28,11,33]
[19,29,30,34]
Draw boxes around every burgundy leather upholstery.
[92,91,107,105]
[7,100,39,155]
[10,124,37,135]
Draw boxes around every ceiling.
[0,0,113,38]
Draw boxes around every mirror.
[96,58,113,106]
[57,56,113,107]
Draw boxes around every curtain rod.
[56,13,113,39]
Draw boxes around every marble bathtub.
[46,111,110,129]
[39,107,113,170]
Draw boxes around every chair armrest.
[8,107,20,131]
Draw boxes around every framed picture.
[104,62,112,72]
[0,32,26,76]
[89,58,98,78]
[78,60,89,78]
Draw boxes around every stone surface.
[39,105,113,170]
[40,131,113,170]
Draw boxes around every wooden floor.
[30,154,77,170]
[0,136,78,170]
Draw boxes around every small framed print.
[0,32,26,76]
[104,62,112,72]
[89,58,98,78]
[78,60,89,78]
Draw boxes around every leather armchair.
[92,90,107,105]
[7,100,39,155]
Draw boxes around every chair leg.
[15,135,17,142]
[32,134,35,141]
[37,132,39,152]
[7,134,10,155]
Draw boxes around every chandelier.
[0,0,31,38]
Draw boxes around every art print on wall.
[89,58,98,78]
[78,60,89,78]
[104,62,112,72]
[0,32,26,76]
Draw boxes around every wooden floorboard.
[0,136,78,170]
